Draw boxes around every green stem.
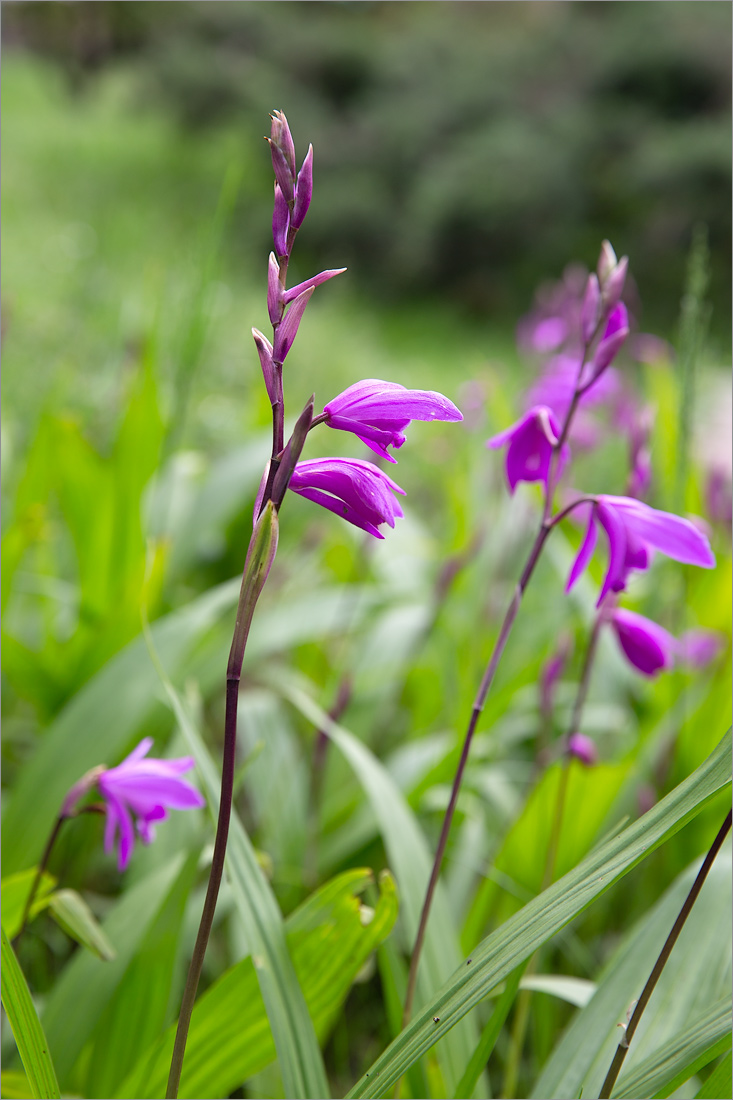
[599,809,732,1099]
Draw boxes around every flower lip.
[289,456,405,538]
[98,738,205,871]
[322,379,462,463]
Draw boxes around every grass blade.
[344,730,730,1097]
[1,927,61,1100]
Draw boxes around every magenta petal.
[601,497,716,569]
[568,732,598,766]
[118,737,154,767]
[273,287,314,363]
[290,457,405,538]
[611,608,676,677]
[566,509,598,593]
[291,144,313,229]
[596,502,628,604]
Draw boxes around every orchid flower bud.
[270,111,296,178]
[581,274,601,343]
[252,328,277,404]
[292,144,313,230]
[271,395,315,508]
[272,183,290,257]
[267,253,283,325]
[597,240,617,284]
[273,286,314,364]
[568,732,598,766]
[589,303,629,380]
[603,255,628,310]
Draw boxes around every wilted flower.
[289,456,405,538]
[566,495,715,606]
[322,379,463,463]
[568,732,598,766]
[98,738,205,871]
[610,607,676,676]
[487,406,570,494]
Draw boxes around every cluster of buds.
[252,112,463,539]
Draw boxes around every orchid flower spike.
[322,379,463,462]
[487,405,570,494]
[289,456,405,538]
[98,738,205,871]
[566,495,715,607]
[610,607,676,676]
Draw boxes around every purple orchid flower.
[566,495,715,607]
[609,607,676,677]
[568,732,598,766]
[487,405,570,493]
[321,379,463,463]
[98,738,205,871]
[289,456,405,538]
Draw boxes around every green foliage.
[1,928,61,1100]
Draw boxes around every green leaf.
[274,675,485,1098]
[147,659,330,1100]
[612,998,732,1099]
[1,870,57,940]
[343,730,730,1097]
[83,849,200,1099]
[520,974,597,1008]
[39,855,189,1085]
[1,927,60,1099]
[695,1051,732,1099]
[533,843,732,1099]
[454,965,525,1100]
[117,868,398,1099]
[1,1069,34,1099]
[47,889,116,961]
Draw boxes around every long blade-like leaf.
[275,676,484,1097]
[1,928,61,1100]
[344,730,730,1097]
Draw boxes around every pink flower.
[289,457,405,538]
[566,496,715,606]
[487,406,569,493]
[322,379,462,463]
[98,738,205,871]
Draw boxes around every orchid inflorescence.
[488,241,716,751]
[252,110,463,538]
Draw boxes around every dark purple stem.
[402,311,608,1025]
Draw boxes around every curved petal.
[565,509,598,592]
[611,608,676,676]
[601,497,716,568]
[596,502,628,604]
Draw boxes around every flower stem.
[14,816,66,945]
[599,809,732,1100]
[402,522,551,1025]
[166,677,239,1100]
[167,511,276,1098]
[402,315,606,1025]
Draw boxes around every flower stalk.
[403,250,627,1024]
